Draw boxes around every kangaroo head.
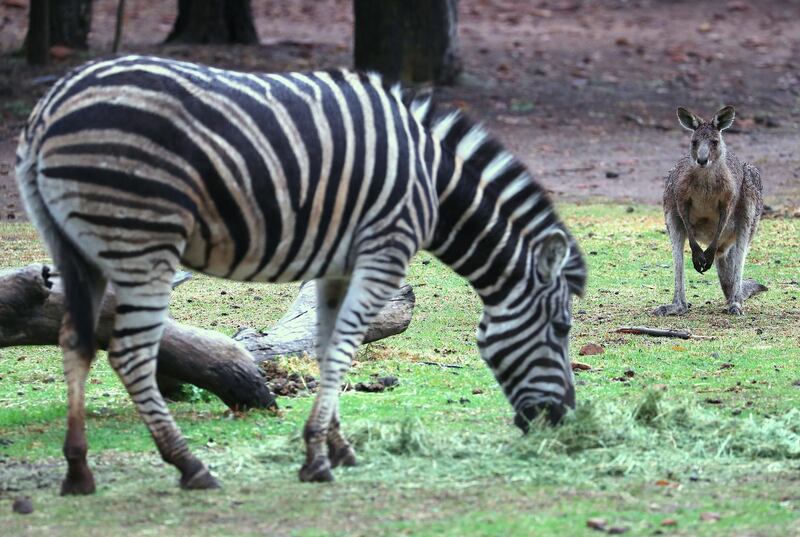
[677,106,735,168]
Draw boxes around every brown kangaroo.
[653,105,766,316]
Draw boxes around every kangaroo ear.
[537,229,570,284]
[712,106,735,131]
[677,107,701,131]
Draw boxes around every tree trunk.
[354,0,461,84]
[48,0,92,49]
[26,0,49,65]
[112,0,126,53]
[166,0,258,45]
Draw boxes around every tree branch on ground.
[0,265,415,409]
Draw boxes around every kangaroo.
[653,105,766,316]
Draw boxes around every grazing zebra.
[15,55,586,494]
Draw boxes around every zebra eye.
[552,321,571,338]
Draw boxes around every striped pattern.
[16,55,586,486]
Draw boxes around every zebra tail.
[15,143,101,358]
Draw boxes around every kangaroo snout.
[696,144,710,167]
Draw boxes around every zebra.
[15,55,587,494]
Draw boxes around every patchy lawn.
[1,204,799,536]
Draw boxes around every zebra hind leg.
[59,277,107,495]
[300,263,406,482]
[314,278,358,469]
[41,221,108,495]
[108,276,219,490]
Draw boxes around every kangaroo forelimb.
[678,199,708,273]
[701,203,730,272]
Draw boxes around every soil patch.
[1,0,798,222]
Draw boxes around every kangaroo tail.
[742,278,768,300]
[15,144,101,358]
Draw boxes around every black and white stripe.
[16,55,586,487]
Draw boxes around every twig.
[418,361,464,369]
[616,326,714,340]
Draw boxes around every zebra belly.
[181,225,354,283]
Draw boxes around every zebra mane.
[409,94,587,296]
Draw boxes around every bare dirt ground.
[1,0,798,223]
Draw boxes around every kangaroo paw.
[652,303,688,316]
[726,303,743,316]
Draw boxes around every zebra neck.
[427,152,554,306]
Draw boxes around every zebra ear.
[537,229,570,284]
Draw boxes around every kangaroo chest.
[683,170,737,250]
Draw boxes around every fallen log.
[234,280,416,362]
[0,265,416,408]
[0,265,275,410]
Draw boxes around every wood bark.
[234,281,415,362]
[166,0,258,45]
[0,266,415,408]
[615,326,714,340]
[26,0,49,65]
[0,265,274,410]
[48,0,92,49]
[354,0,461,84]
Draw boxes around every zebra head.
[416,101,587,432]
[477,227,584,432]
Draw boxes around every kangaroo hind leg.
[717,238,749,315]
[653,212,688,316]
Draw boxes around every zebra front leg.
[299,264,406,482]
[108,281,219,490]
[654,212,689,316]
[327,407,357,469]
[314,278,358,469]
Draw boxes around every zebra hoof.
[180,468,220,490]
[299,458,334,483]
[329,445,357,469]
[60,474,96,496]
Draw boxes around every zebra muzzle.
[514,402,569,433]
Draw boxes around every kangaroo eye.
[711,140,719,147]
[552,322,571,338]
[692,140,698,147]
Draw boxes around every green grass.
[1,204,799,536]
